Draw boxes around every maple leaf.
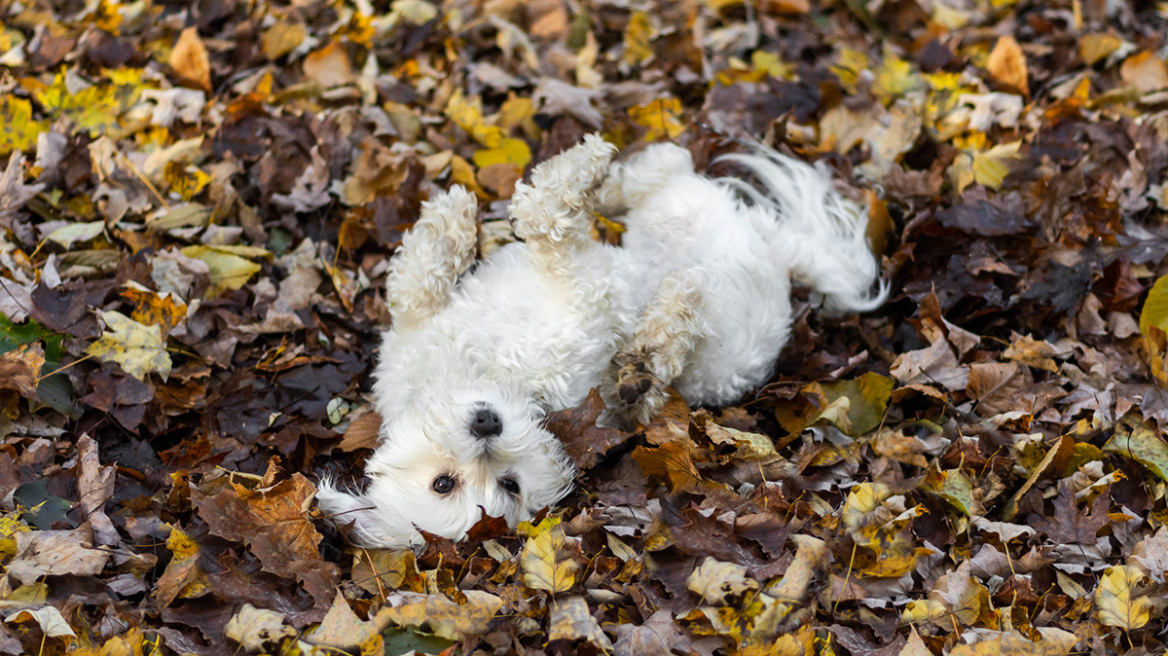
[84,310,171,381]
[545,388,630,469]
[1027,482,1110,545]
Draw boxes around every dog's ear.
[315,482,383,545]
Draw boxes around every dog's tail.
[717,149,888,315]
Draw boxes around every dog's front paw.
[606,352,667,428]
[617,360,656,406]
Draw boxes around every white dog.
[316,135,886,548]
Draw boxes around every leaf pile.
[1,0,1168,654]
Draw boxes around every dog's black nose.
[470,407,503,439]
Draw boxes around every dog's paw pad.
[617,361,656,406]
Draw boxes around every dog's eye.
[432,475,456,495]
[500,477,520,495]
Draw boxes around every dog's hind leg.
[510,134,617,276]
[595,142,695,217]
[604,269,707,427]
[387,186,479,332]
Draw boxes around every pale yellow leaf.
[84,311,172,381]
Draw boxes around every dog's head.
[317,386,576,548]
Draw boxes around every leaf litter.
[0,0,1166,655]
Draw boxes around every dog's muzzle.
[470,407,503,439]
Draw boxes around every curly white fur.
[316,135,887,548]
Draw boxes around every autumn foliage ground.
[1,0,1168,654]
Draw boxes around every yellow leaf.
[391,0,440,25]
[170,27,212,92]
[986,36,1029,97]
[472,137,532,169]
[860,550,924,578]
[85,311,172,381]
[262,22,306,61]
[833,48,870,94]
[752,50,794,80]
[548,596,612,651]
[1141,275,1168,335]
[445,90,504,148]
[122,283,188,334]
[1103,422,1168,484]
[32,69,142,137]
[449,155,487,199]
[167,525,200,560]
[971,140,1022,189]
[163,161,211,201]
[1096,565,1154,630]
[948,628,1077,656]
[923,468,973,516]
[0,512,30,563]
[622,11,655,66]
[1080,32,1123,66]
[687,556,759,604]
[628,98,684,141]
[372,590,503,641]
[873,53,923,105]
[0,96,47,157]
[519,516,579,594]
[181,245,264,297]
[842,482,888,533]
[819,372,894,436]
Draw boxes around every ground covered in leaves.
[1,0,1168,654]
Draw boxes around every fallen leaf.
[1103,421,1168,483]
[6,525,109,585]
[303,41,355,88]
[84,310,172,381]
[225,603,295,652]
[546,388,629,469]
[520,516,579,594]
[548,596,613,650]
[372,590,503,641]
[986,36,1029,97]
[687,556,759,604]
[1095,565,1154,631]
[169,27,211,92]
[181,245,263,297]
[1120,51,1168,93]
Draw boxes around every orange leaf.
[169,27,211,92]
[986,36,1028,98]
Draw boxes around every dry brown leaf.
[1120,51,1168,92]
[169,27,211,92]
[7,525,109,585]
[986,36,1029,98]
[303,41,355,88]
[548,596,612,650]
